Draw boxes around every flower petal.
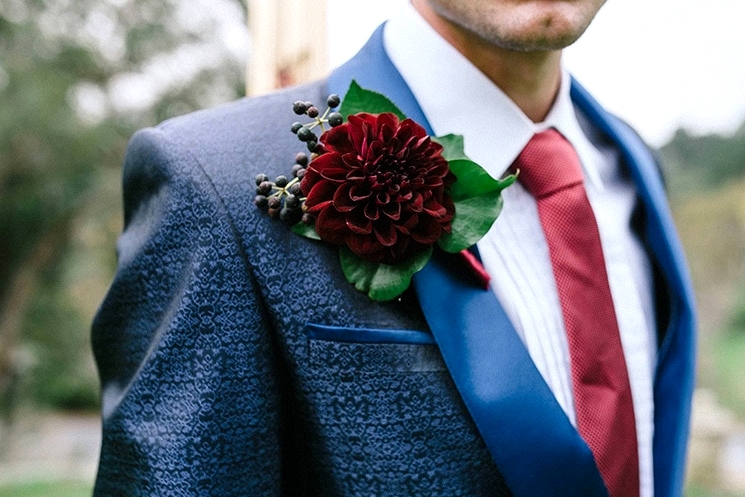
[346,209,373,234]
[333,182,357,212]
[315,208,347,245]
[373,220,397,247]
[304,180,338,212]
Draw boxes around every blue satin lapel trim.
[571,80,697,497]
[305,323,436,345]
[330,25,608,497]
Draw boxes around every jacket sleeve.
[91,127,283,496]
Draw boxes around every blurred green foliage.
[728,282,745,333]
[0,479,92,497]
[661,137,745,403]
[659,123,745,195]
[0,0,246,412]
[713,273,745,419]
[662,158,745,496]
[660,123,745,389]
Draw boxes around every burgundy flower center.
[300,112,455,264]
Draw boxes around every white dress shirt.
[384,4,658,496]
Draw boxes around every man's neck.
[412,0,562,123]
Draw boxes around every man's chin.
[495,29,585,52]
[489,0,602,49]
[493,12,595,51]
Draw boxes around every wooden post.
[247,0,329,96]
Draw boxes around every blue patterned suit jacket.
[92,26,696,497]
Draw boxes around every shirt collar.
[383,2,605,189]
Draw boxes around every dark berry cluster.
[254,93,345,225]
[253,152,311,224]
[290,94,344,153]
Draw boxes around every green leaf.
[432,134,467,161]
[340,246,433,301]
[291,221,321,240]
[438,168,518,253]
[438,193,504,253]
[340,80,406,121]
[448,159,517,200]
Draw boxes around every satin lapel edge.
[329,25,608,497]
[571,79,697,497]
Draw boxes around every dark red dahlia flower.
[300,112,455,264]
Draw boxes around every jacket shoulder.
[156,80,329,147]
[123,80,329,204]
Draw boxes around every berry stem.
[268,176,301,198]
[285,177,300,189]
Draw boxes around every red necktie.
[515,129,640,497]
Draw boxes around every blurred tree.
[659,122,745,195]
[0,0,247,413]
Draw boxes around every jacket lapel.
[330,25,609,497]
[571,82,697,497]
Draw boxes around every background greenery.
[1,0,744,495]
[0,0,246,414]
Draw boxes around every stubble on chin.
[424,0,601,52]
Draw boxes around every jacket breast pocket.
[299,323,497,495]
[305,323,447,373]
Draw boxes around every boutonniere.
[254,81,516,301]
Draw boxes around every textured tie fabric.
[514,129,640,497]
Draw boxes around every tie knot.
[514,129,584,199]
